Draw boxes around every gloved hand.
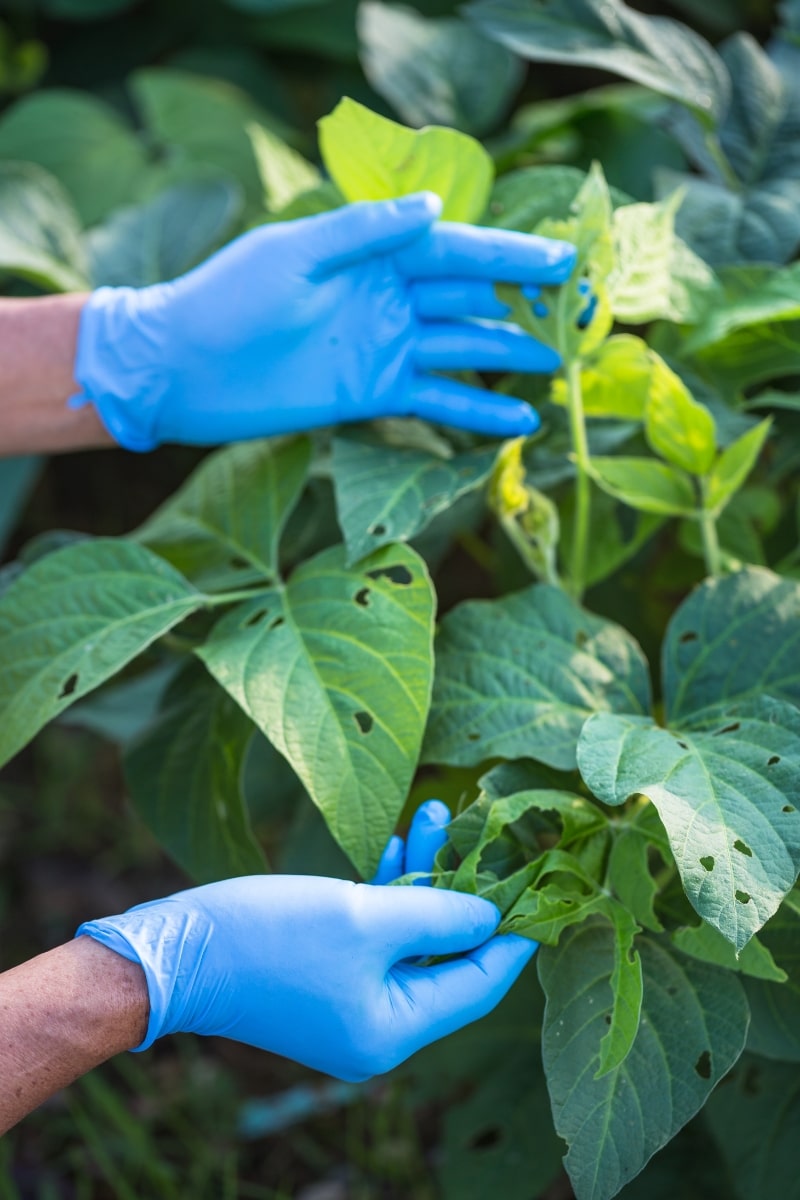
[71,192,576,452]
[76,800,536,1081]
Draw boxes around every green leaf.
[705,419,771,512]
[86,179,242,288]
[595,903,642,1078]
[484,164,592,232]
[644,359,717,476]
[464,0,730,125]
[588,457,697,516]
[609,192,696,324]
[0,540,204,770]
[198,543,435,878]
[124,663,268,884]
[358,2,523,136]
[247,121,321,213]
[664,567,800,720]
[136,438,311,591]
[672,920,787,982]
[539,922,749,1200]
[577,698,800,952]
[705,1056,800,1200]
[681,263,800,355]
[606,800,669,933]
[330,437,496,566]
[0,89,148,226]
[0,162,89,291]
[423,582,651,771]
[131,69,287,213]
[317,96,494,223]
[743,894,800,1061]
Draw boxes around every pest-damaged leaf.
[198,543,435,878]
[136,437,311,590]
[358,2,523,136]
[331,437,496,566]
[463,0,730,125]
[422,582,651,771]
[551,336,654,421]
[539,922,748,1200]
[0,540,204,769]
[644,360,717,476]
[318,95,493,223]
[489,437,560,584]
[124,663,267,884]
[0,162,89,292]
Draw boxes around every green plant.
[1,2,799,1197]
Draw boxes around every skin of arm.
[0,296,113,456]
[0,937,149,1135]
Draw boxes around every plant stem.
[699,483,722,577]
[703,132,742,192]
[565,358,591,600]
[205,584,275,607]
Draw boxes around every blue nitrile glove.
[76,800,536,1081]
[71,192,576,452]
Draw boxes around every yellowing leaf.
[645,358,717,475]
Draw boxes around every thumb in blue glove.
[76,800,535,1081]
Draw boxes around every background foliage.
[1,1,799,1198]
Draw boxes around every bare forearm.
[0,937,149,1134]
[0,295,114,455]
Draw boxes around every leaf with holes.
[124,663,267,884]
[0,540,204,770]
[331,438,496,566]
[197,543,435,878]
[577,699,800,951]
[318,96,494,222]
[422,582,651,770]
[539,921,749,1200]
[136,438,311,590]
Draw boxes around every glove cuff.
[71,286,173,453]
[77,902,210,1051]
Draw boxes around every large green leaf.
[484,164,592,232]
[198,543,435,877]
[705,1055,800,1200]
[681,263,800,356]
[422,583,651,770]
[318,96,494,223]
[247,122,321,213]
[743,893,800,1061]
[577,699,800,952]
[124,664,267,884]
[0,540,204,770]
[463,0,730,125]
[643,360,717,477]
[0,90,148,226]
[539,922,748,1200]
[358,2,523,136]
[588,457,697,516]
[0,162,89,292]
[86,179,242,288]
[136,438,311,591]
[664,568,800,721]
[331,437,496,565]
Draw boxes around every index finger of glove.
[395,224,576,285]
[367,883,499,962]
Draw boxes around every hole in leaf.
[679,631,698,644]
[575,629,588,648]
[366,564,413,586]
[604,1014,612,1025]
[467,732,481,742]
[354,587,371,608]
[229,556,249,569]
[468,1127,503,1151]
[677,741,688,750]
[369,524,387,537]
[694,1050,711,1080]
[268,617,285,631]
[735,890,751,905]
[713,722,741,736]
[768,755,781,766]
[354,711,373,734]
[245,609,268,628]
[59,673,79,699]
[783,805,796,813]
[733,839,753,857]
[700,856,715,872]
[666,986,678,997]
[743,1064,762,1096]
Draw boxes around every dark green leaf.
[423,582,651,770]
[671,921,787,981]
[0,540,204,770]
[0,162,89,291]
[198,543,435,878]
[331,437,496,566]
[125,664,267,883]
[0,456,41,556]
[539,922,748,1200]
[743,893,800,1061]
